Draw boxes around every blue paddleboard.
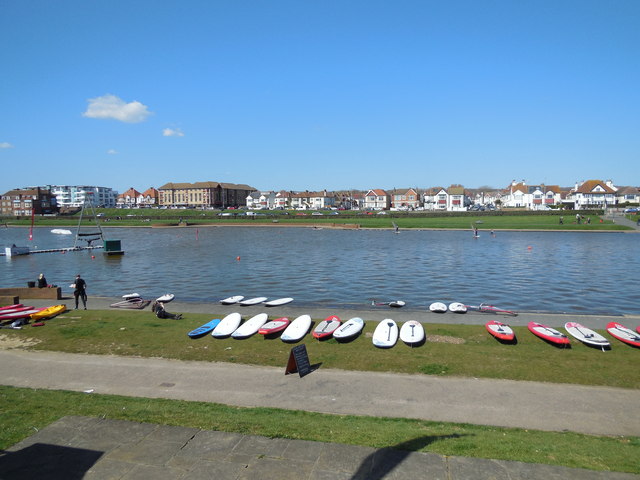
[188,319,221,338]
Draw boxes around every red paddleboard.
[485,320,515,341]
[0,303,24,311]
[258,317,290,335]
[0,308,43,321]
[528,322,570,346]
[312,315,341,339]
[606,322,640,348]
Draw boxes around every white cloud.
[83,94,152,123]
[0,142,14,149]
[107,149,118,155]
[162,127,185,137]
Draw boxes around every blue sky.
[1,0,638,195]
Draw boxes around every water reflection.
[1,227,638,315]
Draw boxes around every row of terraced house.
[2,179,639,216]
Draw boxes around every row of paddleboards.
[486,320,640,349]
[123,293,175,303]
[187,313,426,347]
[374,301,517,316]
[430,302,518,315]
[219,296,293,307]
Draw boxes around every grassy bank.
[1,386,638,474]
[4,309,639,389]
[2,210,632,230]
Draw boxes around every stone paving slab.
[1,416,638,479]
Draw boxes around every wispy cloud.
[162,127,185,137]
[83,94,152,123]
[107,149,118,155]
[0,142,14,149]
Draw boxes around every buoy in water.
[91,255,95,259]
[527,246,533,250]
[236,256,241,261]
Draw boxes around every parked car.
[623,207,638,213]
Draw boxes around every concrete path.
[2,416,637,480]
[1,348,639,437]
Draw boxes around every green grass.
[3,210,632,230]
[0,386,638,474]
[8,310,640,389]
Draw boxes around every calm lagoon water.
[1,226,638,315]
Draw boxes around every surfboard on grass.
[606,322,640,348]
[212,313,242,338]
[528,322,570,346]
[372,319,398,348]
[564,322,610,349]
[259,317,290,336]
[231,313,268,339]
[312,315,341,339]
[333,317,365,341]
[281,315,312,342]
[486,320,515,342]
[399,320,425,346]
[188,319,221,338]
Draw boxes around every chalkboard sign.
[285,344,312,377]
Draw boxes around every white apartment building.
[50,185,118,208]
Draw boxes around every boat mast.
[73,193,104,248]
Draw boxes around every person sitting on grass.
[151,301,182,320]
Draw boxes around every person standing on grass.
[73,274,87,309]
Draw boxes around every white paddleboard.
[212,312,242,338]
[156,293,174,303]
[564,322,610,348]
[239,297,268,306]
[231,313,268,339]
[429,302,447,313]
[372,319,398,348]
[281,314,312,342]
[448,302,467,313]
[333,317,365,340]
[122,293,141,300]
[264,297,293,307]
[220,295,244,305]
[399,321,425,345]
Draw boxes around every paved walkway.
[1,349,639,437]
[1,416,637,479]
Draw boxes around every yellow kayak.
[30,304,67,320]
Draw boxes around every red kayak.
[258,317,290,335]
[528,322,570,346]
[485,320,515,341]
[312,315,341,339]
[0,303,24,311]
[606,322,640,348]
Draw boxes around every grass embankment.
[1,386,638,474]
[3,210,632,230]
[1,310,638,473]
[13,309,639,389]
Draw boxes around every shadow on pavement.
[0,443,103,480]
[350,433,469,480]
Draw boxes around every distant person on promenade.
[73,274,87,309]
[37,273,48,288]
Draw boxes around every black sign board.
[285,344,312,377]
